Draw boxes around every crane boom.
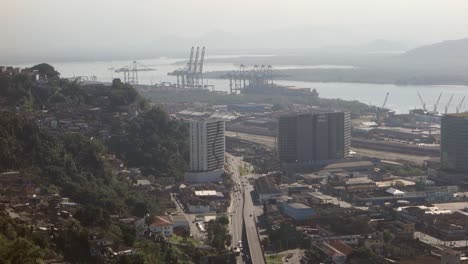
[433,92,443,113]
[382,92,389,109]
[445,94,454,114]
[198,47,205,74]
[457,96,466,113]
[198,47,206,89]
[192,47,200,74]
[187,47,194,72]
[417,92,426,111]
[376,92,389,125]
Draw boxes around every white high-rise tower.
[185,119,225,182]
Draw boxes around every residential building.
[311,241,350,264]
[185,119,225,183]
[277,111,351,167]
[441,113,468,172]
[135,215,174,237]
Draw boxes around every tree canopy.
[107,107,189,178]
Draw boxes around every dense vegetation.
[0,64,194,262]
[107,107,189,178]
[0,64,144,111]
[267,223,307,251]
[0,111,160,219]
[205,217,231,252]
[0,214,49,263]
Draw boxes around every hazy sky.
[3,0,468,61]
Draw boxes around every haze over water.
[16,57,468,114]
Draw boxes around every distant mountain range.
[204,37,468,85]
[401,37,468,64]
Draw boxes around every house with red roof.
[135,215,174,237]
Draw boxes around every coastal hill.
[204,37,468,85]
[401,37,468,64]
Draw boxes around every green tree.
[29,63,60,79]
[107,107,189,178]
[206,219,231,252]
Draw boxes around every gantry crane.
[456,96,466,113]
[198,47,205,88]
[433,92,443,113]
[445,94,454,114]
[417,92,427,111]
[377,92,389,125]
[168,46,206,89]
[113,61,155,84]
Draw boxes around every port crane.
[110,61,155,85]
[377,92,389,125]
[417,92,427,111]
[168,46,206,89]
[445,94,454,114]
[456,96,466,113]
[433,92,443,113]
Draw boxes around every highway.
[227,154,266,264]
[226,154,245,264]
[243,178,266,264]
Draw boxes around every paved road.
[242,176,266,264]
[227,153,266,264]
[226,154,245,264]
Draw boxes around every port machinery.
[110,61,155,85]
[168,46,206,89]
[222,64,274,94]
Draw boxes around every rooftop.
[171,214,189,222]
[195,190,216,196]
[135,179,151,186]
[306,191,334,201]
[324,161,374,170]
[287,203,312,209]
[376,179,415,188]
[345,177,374,185]
[149,216,173,227]
[386,187,405,196]
[255,176,281,195]
[445,112,468,118]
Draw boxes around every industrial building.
[281,202,315,221]
[441,113,468,172]
[185,119,225,183]
[254,176,282,203]
[277,111,351,167]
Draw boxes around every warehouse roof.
[287,203,312,209]
[255,176,281,195]
[195,191,214,196]
[345,177,374,185]
[324,161,374,170]
[445,112,468,118]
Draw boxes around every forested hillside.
[0,64,198,263]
